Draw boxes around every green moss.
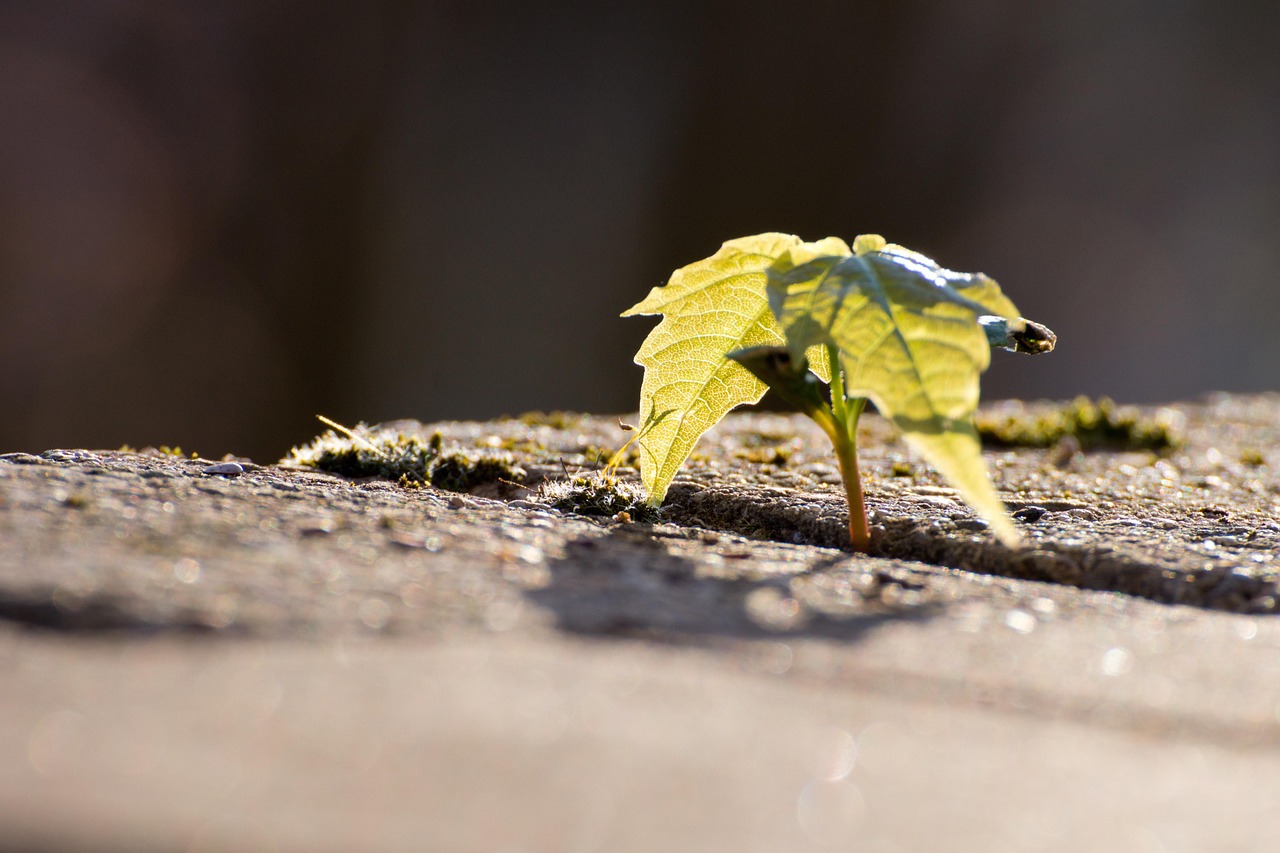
[431,450,525,491]
[1240,449,1267,467]
[734,446,794,466]
[288,424,525,492]
[574,444,612,465]
[513,410,588,429]
[890,460,914,477]
[534,472,660,521]
[975,397,1180,451]
[485,436,546,454]
[289,426,438,482]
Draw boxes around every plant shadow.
[524,525,942,645]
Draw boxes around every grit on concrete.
[2,396,1280,851]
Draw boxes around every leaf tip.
[1010,318,1057,355]
[852,234,887,255]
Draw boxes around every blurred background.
[3,1,1279,461]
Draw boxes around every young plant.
[622,233,1055,552]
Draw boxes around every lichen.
[975,397,1181,451]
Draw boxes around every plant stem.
[832,403,870,552]
[826,345,848,424]
[825,345,870,552]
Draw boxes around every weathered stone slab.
[1,396,1279,849]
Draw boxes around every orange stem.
[833,429,870,552]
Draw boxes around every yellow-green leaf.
[766,235,1023,545]
[622,233,830,505]
[621,234,791,505]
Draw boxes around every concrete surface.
[2,398,1279,851]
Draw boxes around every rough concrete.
[2,396,1279,851]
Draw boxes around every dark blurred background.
[4,1,1279,461]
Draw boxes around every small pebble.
[202,462,244,477]
[1013,506,1048,523]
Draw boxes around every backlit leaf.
[622,233,829,505]
[766,235,1024,545]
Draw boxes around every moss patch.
[513,410,589,430]
[534,472,660,522]
[431,451,525,492]
[288,425,526,491]
[734,446,794,466]
[1240,449,1267,467]
[975,397,1181,451]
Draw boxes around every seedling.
[623,233,1055,552]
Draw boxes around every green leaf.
[621,234,792,505]
[622,233,829,505]
[766,235,1024,545]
